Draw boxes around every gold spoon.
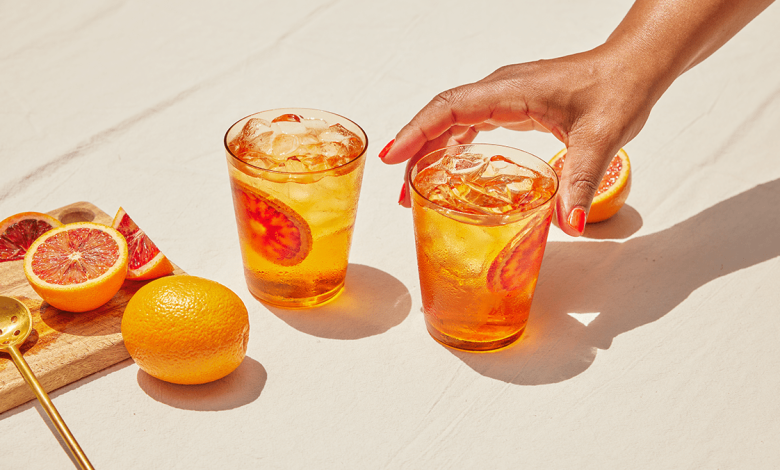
[0,296,94,470]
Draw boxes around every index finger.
[381,84,508,165]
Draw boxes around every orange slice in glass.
[111,207,174,280]
[487,215,551,293]
[0,212,63,262]
[550,148,632,223]
[231,184,312,266]
[23,222,128,312]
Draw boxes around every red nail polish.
[379,139,395,159]
[568,207,586,234]
[398,183,407,205]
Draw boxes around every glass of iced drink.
[223,108,367,308]
[409,143,558,351]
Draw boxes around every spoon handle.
[8,345,95,470]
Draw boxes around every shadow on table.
[580,203,643,239]
[267,264,412,340]
[137,356,266,411]
[451,178,780,385]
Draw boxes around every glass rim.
[408,143,560,225]
[223,107,369,176]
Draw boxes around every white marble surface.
[2,1,779,468]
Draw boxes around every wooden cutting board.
[0,202,185,414]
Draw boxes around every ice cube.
[328,123,355,137]
[505,178,534,196]
[342,136,364,158]
[319,123,359,144]
[450,182,513,214]
[320,141,347,158]
[282,156,310,173]
[413,164,449,199]
[446,153,489,178]
[271,121,309,135]
[271,133,300,158]
[241,118,273,141]
[229,118,273,157]
[241,151,280,170]
[298,134,319,146]
[481,154,537,179]
[318,130,346,143]
[302,118,329,131]
[326,154,350,168]
[304,155,332,172]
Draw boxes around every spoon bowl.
[0,296,94,470]
[0,296,33,348]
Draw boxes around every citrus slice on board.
[23,222,129,312]
[487,214,551,293]
[549,148,631,223]
[111,207,174,280]
[230,183,312,266]
[0,212,63,262]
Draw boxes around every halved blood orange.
[549,148,631,223]
[111,207,174,280]
[23,222,128,312]
[230,183,312,266]
[0,212,63,262]
[487,214,551,293]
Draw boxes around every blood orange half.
[231,183,312,266]
[0,212,63,262]
[23,222,128,312]
[550,148,631,223]
[487,213,551,294]
[111,207,174,281]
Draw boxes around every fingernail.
[567,206,586,235]
[398,183,407,205]
[379,139,395,159]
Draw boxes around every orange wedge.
[24,222,128,312]
[550,148,632,223]
[0,212,63,262]
[111,207,174,280]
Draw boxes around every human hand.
[379,46,659,236]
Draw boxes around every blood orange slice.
[549,148,631,223]
[230,183,312,266]
[487,214,551,293]
[272,113,302,123]
[23,222,128,312]
[111,207,174,280]
[0,212,63,262]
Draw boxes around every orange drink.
[409,144,558,351]
[224,108,367,308]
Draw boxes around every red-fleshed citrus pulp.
[111,207,174,280]
[23,222,128,312]
[487,213,552,293]
[0,212,63,262]
[550,148,632,223]
[231,184,312,266]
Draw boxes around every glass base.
[247,281,345,309]
[425,322,526,352]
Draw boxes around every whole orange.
[122,275,250,385]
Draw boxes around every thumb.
[554,143,617,237]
